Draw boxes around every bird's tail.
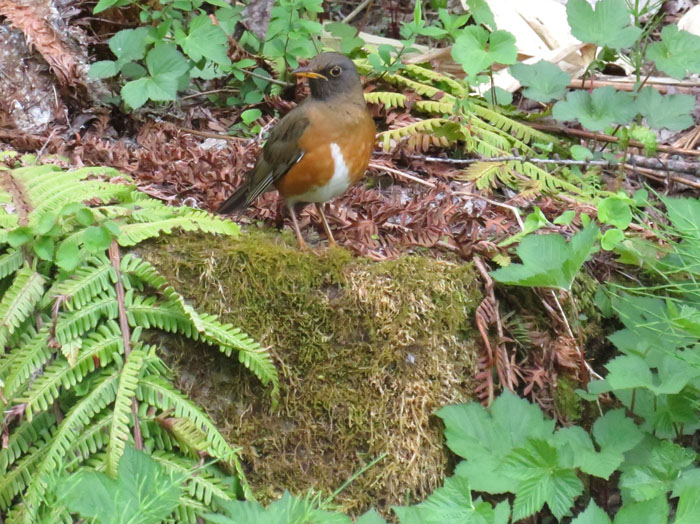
[215,181,251,215]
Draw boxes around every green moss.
[142,229,481,515]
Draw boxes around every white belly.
[287,143,351,205]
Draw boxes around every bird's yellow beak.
[292,66,327,81]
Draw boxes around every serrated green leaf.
[83,225,113,253]
[570,145,593,161]
[33,236,54,261]
[109,28,150,63]
[571,500,611,524]
[553,87,636,132]
[452,27,517,77]
[465,0,495,28]
[613,496,669,524]
[490,223,599,290]
[554,210,576,226]
[566,0,641,49]
[636,87,695,131]
[647,24,700,80]
[76,208,95,226]
[56,238,82,271]
[89,60,120,79]
[509,60,571,103]
[8,226,33,247]
[180,15,231,66]
[598,195,633,229]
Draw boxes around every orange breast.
[276,103,376,201]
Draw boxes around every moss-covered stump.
[142,230,481,515]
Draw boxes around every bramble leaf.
[452,26,517,77]
[509,60,571,103]
[553,87,636,131]
[647,24,700,80]
[566,0,641,49]
[490,223,599,290]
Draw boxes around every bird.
[216,52,376,248]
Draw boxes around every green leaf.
[56,238,81,271]
[553,87,636,132]
[505,439,583,521]
[674,487,700,524]
[465,0,496,29]
[566,0,641,49]
[122,45,189,109]
[76,208,95,226]
[647,24,700,80]
[636,87,695,131]
[94,0,121,14]
[33,236,55,261]
[240,109,262,126]
[509,60,571,103]
[355,509,388,524]
[109,28,150,63]
[179,15,231,66]
[393,475,507,524]
[452,27,517,77]
[490,223,599,290]
[571,500,611,524]
[598,195,633,229]
[554,210,576,226]
[83,225,113,253]
[89,60,120,79]
[57,445,184,524]
[326,22,365,54]
[7,226,33,247]
[570,145,593,161]
[613,496,669,524]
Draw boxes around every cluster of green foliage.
[0,153,278,522]
[90,0,324,109]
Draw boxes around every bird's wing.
[216,109,310,214]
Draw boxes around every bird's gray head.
[292,52,363,101]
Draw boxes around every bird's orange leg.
[287,204,308,249]
[315,203,337,247]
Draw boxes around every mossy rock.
[142,229,482,515]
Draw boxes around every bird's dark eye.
[330,66,342,77]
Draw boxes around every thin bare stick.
[368,162,436,187]
[108,240,143,449]
[342,0,373,23]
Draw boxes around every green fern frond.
[106,348,145,478]
[460,162,505,190]
[0,249,23,279]
[173,496,209,524]
[404,63,464,95]
[194,312,279,398]
[126,294,198,337]
[470,103,558,146]
[152,451,235,506]
[42,256,116,310]
[20,369,120,524]
[54,292,119,345]
[65,410,112,469]
[0,444,47,511]
[117,212,239,247]
[121,253,168,291]
[137,375,240,466]
[505,161,588,198]
[380,71,447,99]
[364,91,407,109]
[379,118,452,151]
[0,412,55,474]
[20,322,124,420]
[414,99,455,115]
[1,326,52,403]
[0,264,45,350]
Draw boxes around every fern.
[152,451,236,505]
[0,157,267,519]
[106,349,145,478]
[0,249,22,279]
[54,291,119,345]
[41,256,116,310]
[0,412,54,474]
[20,322,123,420]
[137,375,240,466]
[364,91,407,109]
[0,265,45,349]
[379,118,453,151]
[19,370,120,524]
